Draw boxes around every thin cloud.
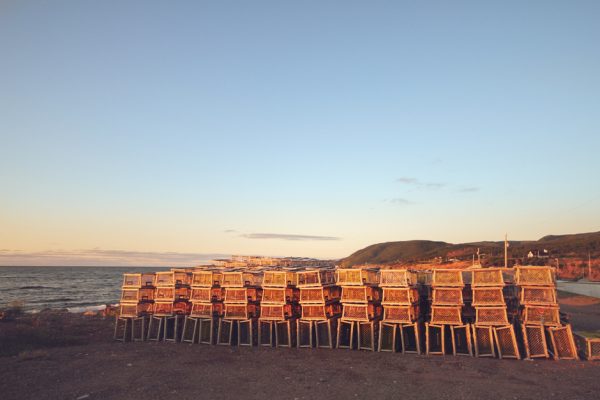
[223,229,237,233]
[240,233,341,241]
[397,177,419,184]
[389,198,415,205]
[459,186,480,193]
[396,177,445,190]
[0,248,228,267]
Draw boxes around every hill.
[340,231,600,267]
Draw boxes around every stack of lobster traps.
[470,268,520,359]
[336,268,382,351]
[296,268,340,348]
[377,269,421,354]
[147,269,192,342]
[115,272,156,341]
[258,268,300,347]
[516,266,578,360]
[426,269,470,356]
[217,270,263,346]
[181,267,224,345]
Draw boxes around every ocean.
[0,266,162,312]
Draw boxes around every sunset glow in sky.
[1,1,599,266]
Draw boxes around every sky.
[1,1,599,266]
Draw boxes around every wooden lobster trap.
[574,333,600,361]
[515,266,554,286]
[190,302,223,318]
[548,324,578,360]
[425,323,445,355]
[122,273,155,288]
[341,286,381,303]
[493,325,520,359]
[172,270,192,287]
[191,270,222,287]
[154,271,175,287]
[430,305,463,325]
[153,301,175,316]
[382,287,419,305]
[300,303,342,320]
[121,288,155,303]
[521,324,549,359]
[296,268,336,288]
[173,301,191,315]
[223,303,259,319]
[261,287,298,305]
[471,287,505,306]
[475,306,509,326]
[472,325,495,357]
[154,287,176,302]
[383,304,419,323]
[471,268,505,287]
[336,268,379,286]
[262,270,297,288]
[259,304,298,320]
[174,287,191,301]
[221,271,263,288]
[431,269,464,287]
[521,305,561,326]
[379,269,414,287]
[431,288,464,306]
[451,324,473,356]
[190,287,223,303]
[119,302,153,318]
[341,303,383,322]
[299,286,341,304]
[519,286,557,305]
[224,287,261,303]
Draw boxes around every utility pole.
[477,247,481,266]
[589,252,592,280]
[504,233,508,268]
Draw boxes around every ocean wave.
[19,285,55,289]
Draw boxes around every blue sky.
[1,1,599,265]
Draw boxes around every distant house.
[527,249,550,259]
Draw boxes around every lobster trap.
[223,303,259,320]
[519,286,557,306]
[548,325,578,360]
[190,302,223,318]
[425,324,445,355]
[493,325,520,359]
[261,287,298,304]
[300,303,342,320]
[262,270,298,288]
[430,306,463,325]
[297,318,338,348]
[296,269,336,288]
[217,318,257,346]
[221,271,262,288]
[341,303,383,322]
[472,325,495,358]
[223,287,261,303]
[191,270,222,287]
[379,269,414,287]
[475,306,509,326]
[259,304,297,320]
[173,270,191,287]
[182,316,214,344]
[574,333,600,361]
[337,320,378,351]
[382,287,419,305]
[113,317,131,342]
[401,322,421,354]
[431,288,464,306]
[521,305,561,326]
[336,268,379,286]
[122,273,155,288]
[383,304,419,323]
[258,319,296,347]
[471,268,505,287]
[451,324,473,356]
[471,287,505,306]
[521,324,549,359]
[378,322,399,352]
[299,286,341,304]
[431,269,464,287]
[515,266,554,286]
[154,271,175,287]
[119,302,153,318]
[190,287,223,303]
[341,286,382,303]
[121,288,155,303]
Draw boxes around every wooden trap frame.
[296,269,336,288]
[451,324,473,356]
[430,306,463,325]
[471,268,505,287]
[119,302,153,318]
[341,303,383,322]
[519,286,557,306]
[300,303,342,320]
[262,270,298,288]
[472,325,496,358]
[431,269,464,287]
[425,323,445,355]
[122,273,155,289]
[474,306,509,326]
[221,271,262,288]
[548,324,578,360]
[223,303,259,320]
[493,325,520,359]
[382,287,419,305]
[342,320,378,351]
[341,286,382,303]
[431,288,464,306]
[259,304,297,321]
[190,302,223,318]
[521,324,549,359]
[258,319,296,348]
[379,269,415,287]
[336,268,379,286]
[299,286,341,304]
[378,322,400,352]
[121,288,155,303]
[114,316,132,342]
[574,333,600,361]
[223,287,261,303]
[521,305,561,326]
[217,318,257,346]
[382,304,419,324]
[190,287,223,303]
[515,266,554,286]
[182,316,214,344]
[172,270,191,287]
[191,270,222,287]
[154,271,175,287]
[471,287,505,307]
[261,287,298,305]
[378,322,422,354]
[296,318,338,349]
